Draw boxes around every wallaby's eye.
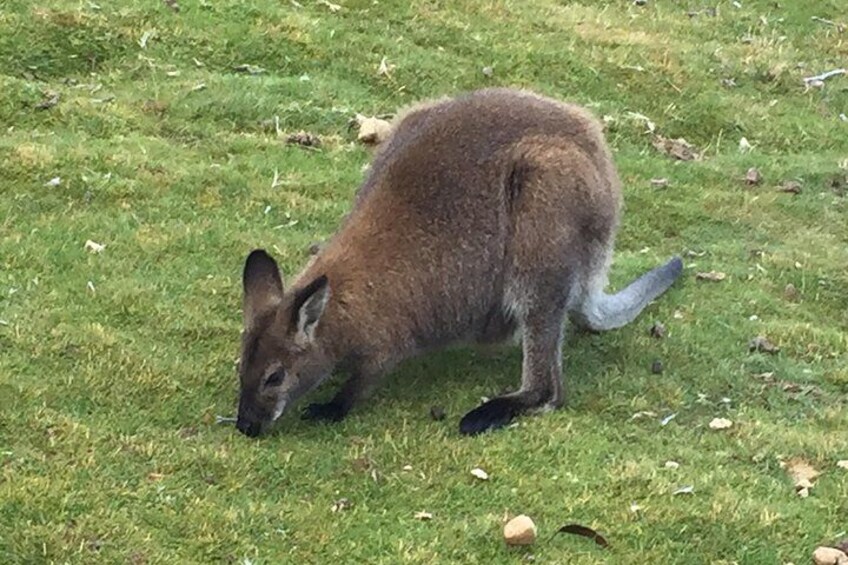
[264,368,286,387]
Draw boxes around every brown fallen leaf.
[696,271,726,282]
[355,114,392,145]
[748,335,779,354]
[556,524,609,548]
[745,167,762,185]
[778,180,802,194]
[649,322,666,338]
[35,91,60,110]
[163,0,180,12]
[286,131,321,148]
[783,457,820,497]
[331,498,352,512]
[652,135,701,161]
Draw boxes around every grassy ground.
[1,0,847,563]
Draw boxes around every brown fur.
[235,88,682,437]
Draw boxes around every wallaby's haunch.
[236,88,683,438]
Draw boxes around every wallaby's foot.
[459,396,524,435]
[302,401,347,423]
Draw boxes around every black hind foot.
[301,401,347,423]
[459,396,524,436]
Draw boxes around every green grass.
[2,0,847,563]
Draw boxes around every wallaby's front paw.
[302,401,347,423]
[459,397,519,436]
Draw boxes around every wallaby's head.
[236,249,333,437]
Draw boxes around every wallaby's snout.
[236,416,262,438]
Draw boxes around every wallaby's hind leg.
[460,302,565,435]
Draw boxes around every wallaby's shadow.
[272,328,627,438]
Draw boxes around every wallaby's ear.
[243,249,284,325]
[291,275,330,341]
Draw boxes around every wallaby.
[235,87,683,438]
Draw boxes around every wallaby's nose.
[236,418,261,437]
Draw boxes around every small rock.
[651,360,664,374]
[482,66,494,77]
[355,114,392,145]
[665,460,680,469]
[748,335,779,354]
[709,417,733,430]
[739,137,753,153]
[784,283,799,301]
[84,240,106,253]
[307,242,322,256]
[504,515,537,546]
[470,467,489,481]
[813,546,848,565]
[430,406,446,421]
[745,167,762,185]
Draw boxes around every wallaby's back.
[311,88,621,356]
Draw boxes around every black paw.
[459,397,520,436]
[301,401,347,423]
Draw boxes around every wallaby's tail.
[572,256,683,332]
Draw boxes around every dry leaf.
[739,137,753,153]
[837,460,848,470]
[749,335,779,354]
[318,0,341,12]
[631,411,657,420]
[650,178,669,187]
[35,91,60,110]
[649,322,666,338]
[44,177,61,187]
[778,180,802,194]
[556,524,609,548]
[414,511,433,520]
[482,66,494,77]
[784,458,820,497]
[665,461,680,469]
[163,0,180,11]
[784,283,800,301]
[629,502,641,513]
[355,114,392,145]
[696,271,726,282]
[233,64,265,75]
[430,406,446,421]
[709,417,733,430]
[503,515,536,546]
[652,135,700,161]
[745,167,762,185]
[672,485,694,495]
[377,56,395,77]
[331,498,352,512]
[660,413,677,426]
[470,467,489,481]
[84,240,105,253]
[286,131,321,148]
